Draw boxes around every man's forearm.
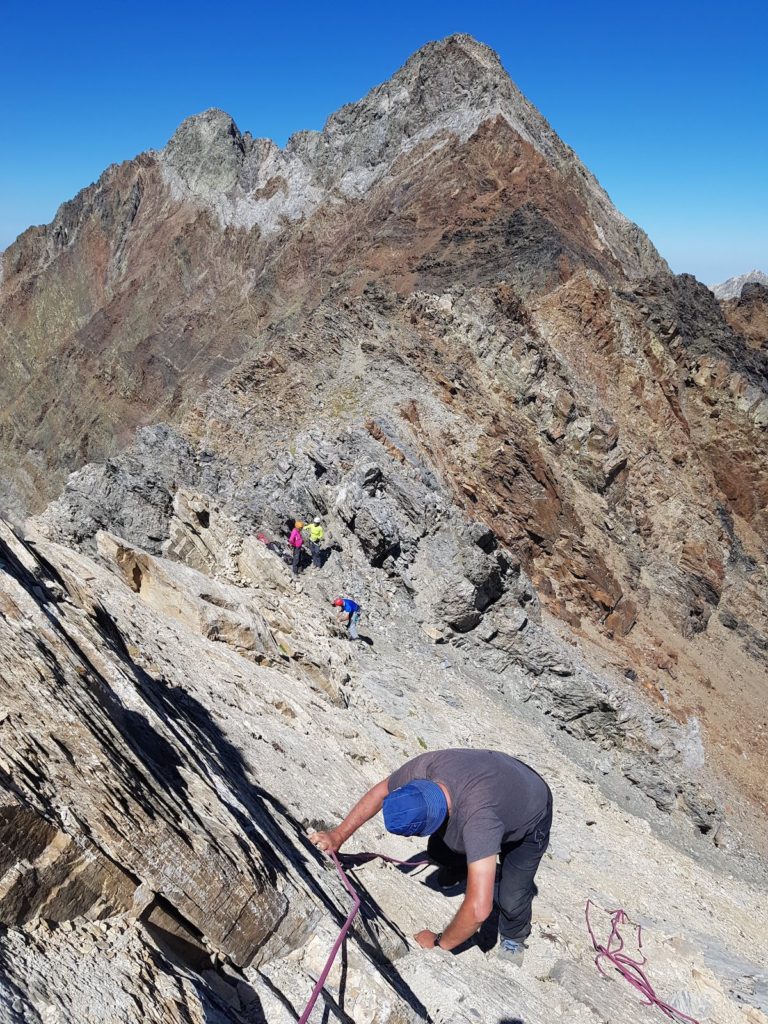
[437,896,488,950]
[334,780,389,843]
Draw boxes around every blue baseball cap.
[382,780,448,837]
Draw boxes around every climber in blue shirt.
[332,597,361,640]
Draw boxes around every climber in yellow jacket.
[307,516,325,568]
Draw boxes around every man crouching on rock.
[309,748,552,965]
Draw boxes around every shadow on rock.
[106,619,427,1017]
[2,527,430,1020]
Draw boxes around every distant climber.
[308,516,325,568]
[288,520,304,575]
[309,748,552,964]
[332,597,361,639]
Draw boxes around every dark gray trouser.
[309,541,322,567]
[427,795,552,943]
[291,546,301,574]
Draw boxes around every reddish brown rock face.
[314,118,629,299]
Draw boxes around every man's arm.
[414,855,496,950]
[309,779,390,853]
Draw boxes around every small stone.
[550,663,573,676]
[504,607,528,632]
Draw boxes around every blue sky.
[2,0,765,283]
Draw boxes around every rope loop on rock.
[585,899,701,1024]
[299,870,701,1023]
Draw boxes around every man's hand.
[309,828,344,853]
[413,929,440,949]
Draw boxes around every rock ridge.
[160,34,666,280]
[2,498,767,1022]
[710,268,768,300]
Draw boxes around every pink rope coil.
[585,899,701,1024]
[298,851,429,1024]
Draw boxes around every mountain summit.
[711,268,768,299]
[160,35,665,279]
[1,35,669,514]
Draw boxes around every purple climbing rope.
[298,851,429,1023]
[299,867,702,1023]
[585,899,701,1024]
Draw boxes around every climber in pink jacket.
[288,520,304,575]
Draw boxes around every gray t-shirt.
[387,749,551,863]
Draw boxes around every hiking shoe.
[436,866,467,890]
[498,938,525,965]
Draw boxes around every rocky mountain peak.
[158,34,666,280]
[711,268,768,300]
[163,108,247,196]
[323,34,510,149]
